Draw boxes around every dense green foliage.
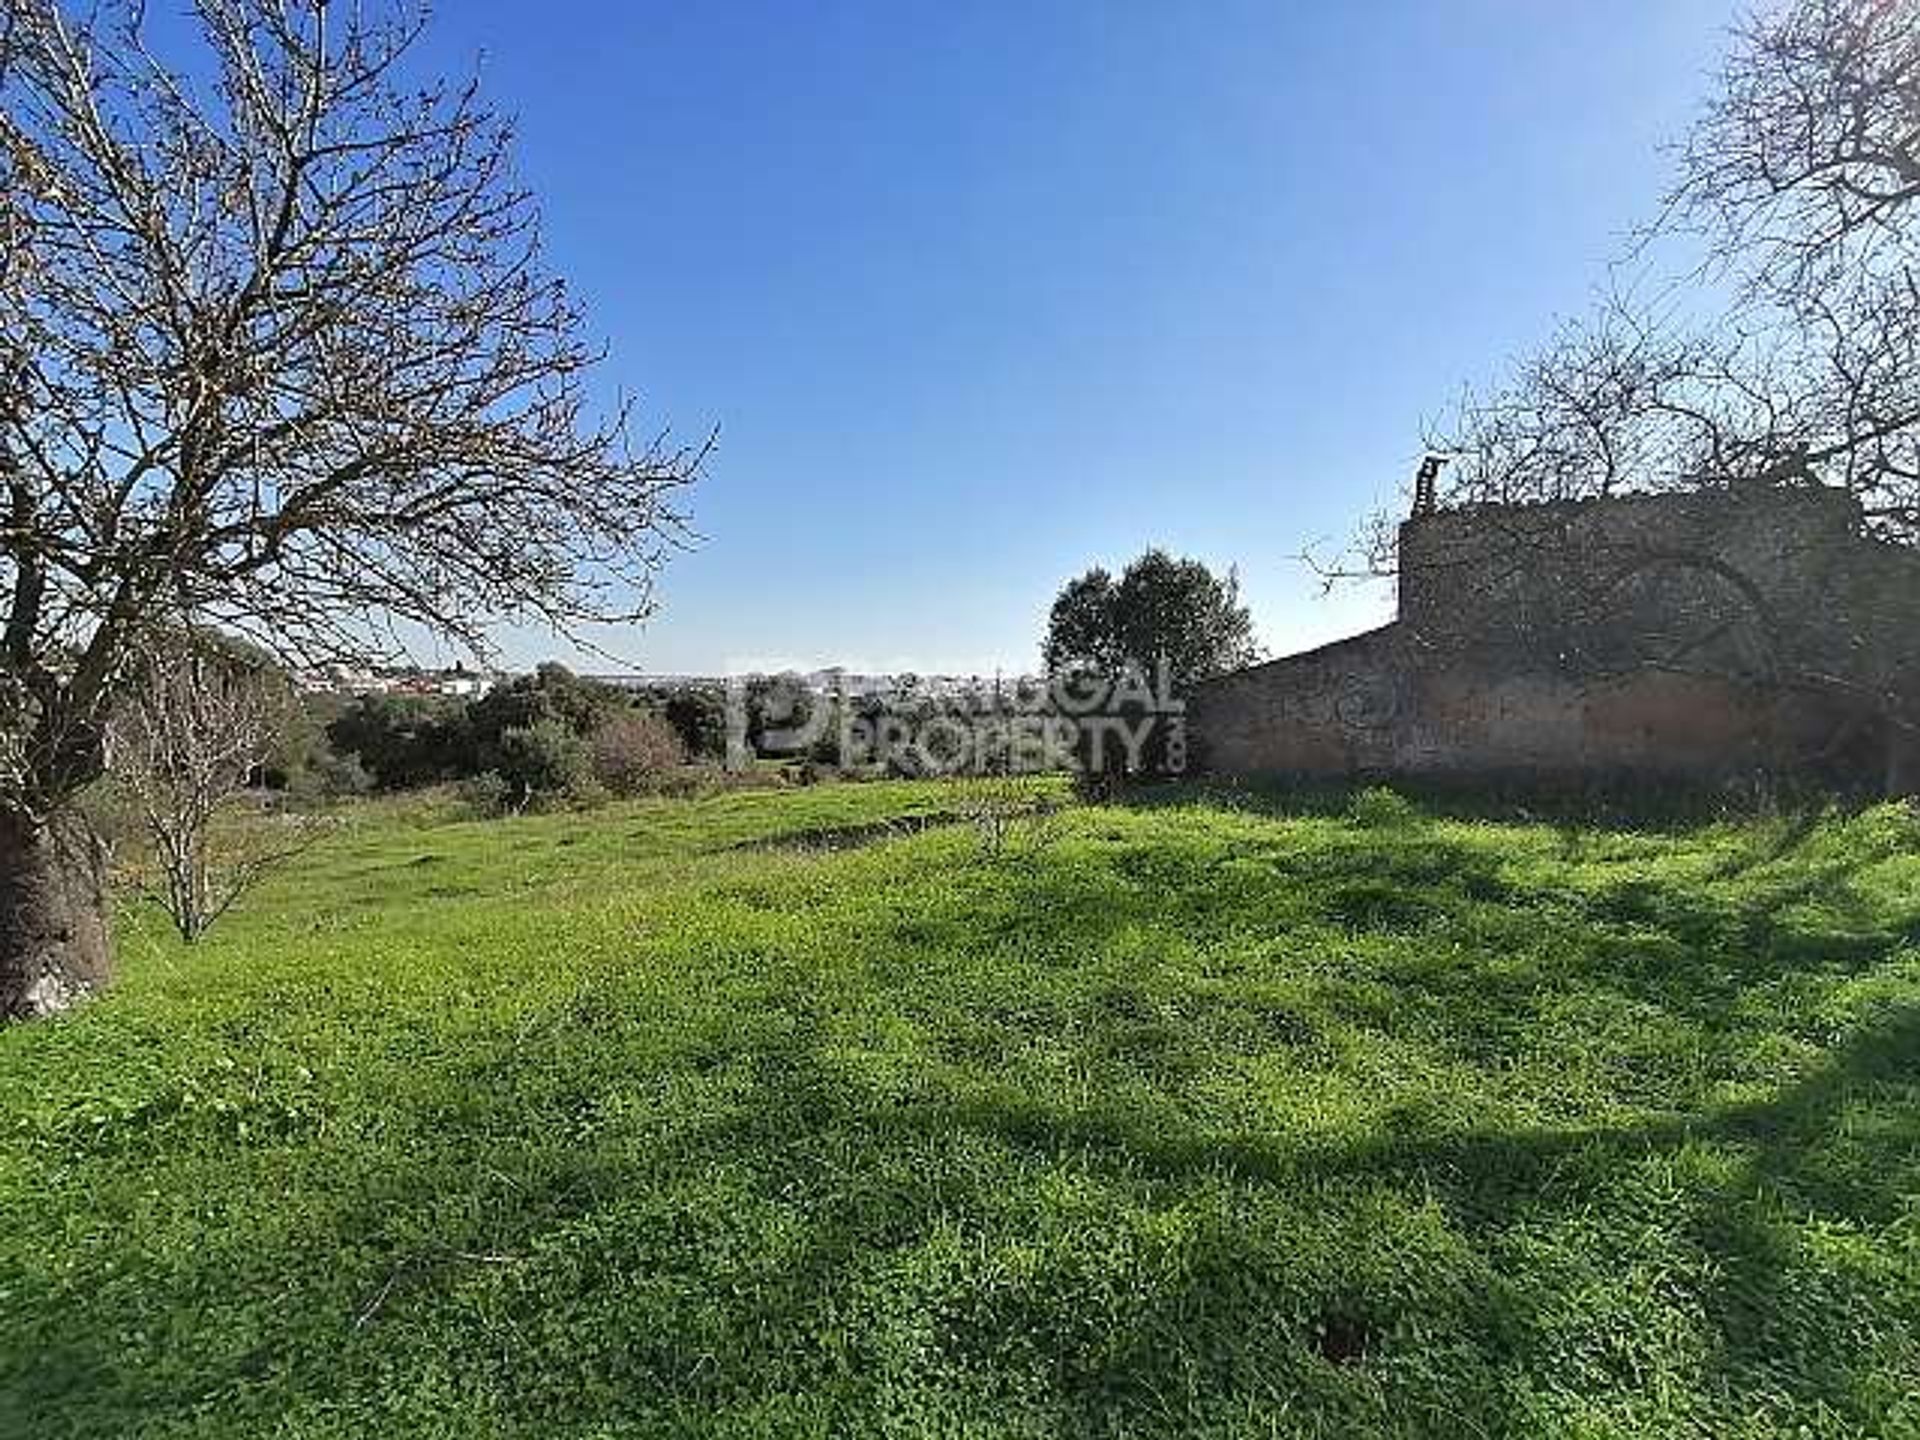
[1044,551,1261,778]
[3,782,1918,1437]
[324,665,697,806]
[323,692,473,791]
[652,683,730,762]
[1043,550,1260,687]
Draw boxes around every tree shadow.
[870,1002,1920,1433]
[1120,774,1885,836]
[7,809,1919,1436]
[8,995,1917,1436]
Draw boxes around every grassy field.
[3,780,1918,1439]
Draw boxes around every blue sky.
[417,0,1736,676]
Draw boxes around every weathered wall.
[1186,627,1408,777]
[1188,486,1914,789]
[1399,667,1875,780]
[1189,639,1879,783]
[1396,486,1869,681]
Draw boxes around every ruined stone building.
[1188,484,1920,791]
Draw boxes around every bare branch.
[0,0,700,824]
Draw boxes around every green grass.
[3,779,1918,1438]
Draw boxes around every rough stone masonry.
[1189,484,1920,792]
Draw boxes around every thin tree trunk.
[0,809,112,1020]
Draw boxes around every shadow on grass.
[7,803,1919,1437]
[1119,773,1891,834]
[881,998,1920,1422]
[7,996,1917,1437]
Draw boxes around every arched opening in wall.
[1569,553,1784,683]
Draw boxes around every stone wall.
[1395,486,1870,681]
[1187,486,1912,788]
[1186,627,1408,778]
[1186,624,1880,784]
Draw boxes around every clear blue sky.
[418,0,1735,676]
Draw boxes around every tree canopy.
[1044,549,1260,690]
[1430,0,1917,537]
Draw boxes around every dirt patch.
[1312,1311,1379,1366]
[734,812,968,853]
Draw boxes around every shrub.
[281,749,373,806]
[658,685,729,761]
[465,663,622,760]
[489,719,594,811]
[952,776,1062,860]
[1347,784,1420,830]
[325,693,469,790]
[589,710,687,797]
[457,770,515,817]
[741,674,821,758]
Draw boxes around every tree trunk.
[0,810,112,1020]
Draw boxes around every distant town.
[293,664,1034,700]
[293,663,492,698]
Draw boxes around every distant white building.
[294,663,491,698]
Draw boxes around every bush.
[741,674,820,758]
[456,770,515,817]
[465,663,622,761]
[1348,784,1420,829]
[325,693,469,790]
[313,666,699,809]
[952,776,1063,860]
[658,685,729,761]
[281,749,373,806]
[489,719,594,811]
[589,710,686,797]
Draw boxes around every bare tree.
[1386,0,1920,789]
[109,635,315,942]
[1428,0,1919,531]
[0,1,702,1016]
[1672,0,1920,298]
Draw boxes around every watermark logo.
[724,663,1188,777]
